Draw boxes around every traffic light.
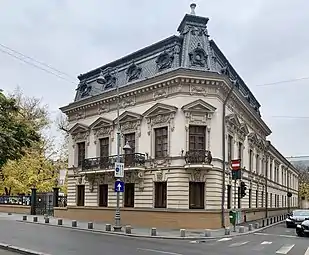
[240,181,247,198]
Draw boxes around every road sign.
[114,162,124,178]
[114,180,124,192]
[231,159,241,170]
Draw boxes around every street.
[0,218,308,255]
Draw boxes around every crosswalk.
[189,236,309,254]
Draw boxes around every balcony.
[184,150,212,165]
[81,153,146,171]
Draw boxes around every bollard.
[45,217,49,224]
[33,216,38,222]
[125,225,132,234]
[267,218,269,225]
[151,227,157,236]
[248,224,253,231]
[254,222,259,229]
[72,220,77,227]
[239,226,245,233]
[262,219,265,227]
[88,222,93,229]
[105,224,112,231]
[180,229,186,237]
[22,215,27,221]
[224,227,230,235]
[204,229,212,237]
[8,212,12,215]
[58,218,63,225]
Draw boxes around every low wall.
[0,205,30,214]
[54,206,231,229]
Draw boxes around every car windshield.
[293,211,309,216]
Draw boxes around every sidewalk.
[0,212,283,240]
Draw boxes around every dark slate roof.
[73,9,261,115]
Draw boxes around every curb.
[0,242,51,255]
[16,219,285,241]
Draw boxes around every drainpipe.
[221,80,236,228]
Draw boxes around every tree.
[294,163,309,201]
[0,146,59,195]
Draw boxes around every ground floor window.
[124,183,135,207]
[77,185,85,206]
[249,189,252,208]
[255,190,258,208]
[154,182,167,208]
[227,185,232,209]
[238,186,241,208]
[98,184,108,207]
[189,182,205,209]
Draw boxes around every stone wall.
[0,205,30,214]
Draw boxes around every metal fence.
[0,196,31,206]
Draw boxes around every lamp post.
[97,68,132,232]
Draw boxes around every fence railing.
[0,196,31,206]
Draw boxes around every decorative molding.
[126,62,142,82]
[156,51,174,71]
[120,96,136,109]
[75,110,86,121]
[69,123,90,146]
[189,43,208,68]
[226,114,249,142]
[77,81,92,98]
[116,111,142,139]
[150,158,171,168]
[124,171,138,183]
[155,170,164,182]
[89,117,114,143]
[189,85,208,97]
[153,88,169,100]
[98,103,110,114]
[100,67,116,90]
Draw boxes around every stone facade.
[59,4,299,229]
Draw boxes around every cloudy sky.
[0,0,308,157]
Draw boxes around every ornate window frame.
[68,123,90,167]
[181,99,216,151]
[89,117,114,157]
[143,103,177,158]
[114,111,142,152]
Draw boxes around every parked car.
[286,210,309,228]
[296,220,309,237]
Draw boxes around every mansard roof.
[71,4,261,116]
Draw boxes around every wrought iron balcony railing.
[184,150,212,165]
[82,153,146,171]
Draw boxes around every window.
[249,189,252,208]
[249,149,253,172]
[270,193,273,208]
[238,142,243,166]
[124,133,136,153]
[261,191,264,207]
[99,138,109,157]
[274,194,277,207]
[124,183,135,207]
[270,160,273,180]
[227,185,232,209]
[189,182,205,209]
[154,182,167,208]
[189,126,206,151]
[256,154,260,174]
[154,127,168,158]
[77,142,86,167]
[227,135,233,162]
[256,190,258,208]
[77,185,85,206]
[98,184,108,207]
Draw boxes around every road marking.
[137,248,183,255]
[217,237,232,242]
[261,241,272,245]
[304,247,309,255]
[276,244,295,254]
[189,240,199,243]
[229,241,249,247]
[254,233,297,238]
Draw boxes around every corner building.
[59,4,299,229]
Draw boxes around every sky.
[0,0,308,157]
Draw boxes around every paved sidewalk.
[1,212,258,239]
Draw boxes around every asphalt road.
[0,218,308,255]
[190,222,309,255]
[0,252,19,255]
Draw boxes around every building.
[59,4,299,229]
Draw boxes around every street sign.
[114,180,124,192]
[114,162,124,178]
[231,159,241,170]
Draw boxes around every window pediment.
[240,123,249,136]
[68,123,89,134]
[143,103,177,118]
[89,117,113,130]
[181,99,216,113]
[248,132,259,145]
[226,114,241,128]
[114,111,142,124]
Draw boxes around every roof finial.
[190,3,196,15]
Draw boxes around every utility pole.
[233,179,237,232]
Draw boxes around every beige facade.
[59,6,299,229]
